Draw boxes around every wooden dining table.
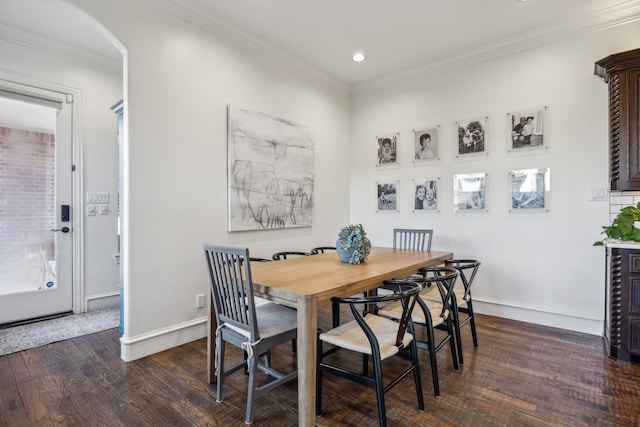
[207,246,453,426]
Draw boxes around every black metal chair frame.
[271,251,311,260]
[427,259,481,365]
[203,244,298,424]
[316,281,424,427]
[393,228,433,251]
[380,267,460,396]
[310,246,336,254]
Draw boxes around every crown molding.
[351,2,640,97]
[145,0,350,93]
[0,23,122,74]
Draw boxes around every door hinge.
[66,94,74,104]
[72,165,76,171]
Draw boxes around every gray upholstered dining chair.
[393,228,433,251]
[316,280,424,427]
[203,244,298,425]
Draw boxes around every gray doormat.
[0,307,119,356]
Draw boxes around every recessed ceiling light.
[352,52,366,63]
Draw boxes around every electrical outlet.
[196,294,205,309]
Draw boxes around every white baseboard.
[84,291,119,312]
[119,316,207,362]
[474,297,603,336]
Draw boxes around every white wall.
[66,0,351,360]
[0,34,122,310]
[351,22,640,335]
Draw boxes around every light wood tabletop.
[207,246,453,426]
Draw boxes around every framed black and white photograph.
[509,168,550,212]
[376,181,399,212]
[413,126,440,163]
[456,117,488,157]
[376,133,399,167]
[412,177,439,212]
[453,173,487,212]
[507,106,547,154]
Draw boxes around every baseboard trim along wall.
[85,291,119,312]
[474,297,603,336]
[119,316,207,362]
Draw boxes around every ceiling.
[0,0,639,92]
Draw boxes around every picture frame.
[453,172,487,212]
[413,126,440,164]
[508,168,550,212]
[376,133,399,167]
[455,117,488,158]
[506,106,548,155]
[376,181,399,212]
[412,177,440,213]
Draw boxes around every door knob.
[51,227,70,233]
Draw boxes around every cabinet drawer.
[631,318,640,354]
[632,278,640,315]
[630,254,640,273]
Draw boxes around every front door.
[0,80,74,324]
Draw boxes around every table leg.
[297,296,317,427]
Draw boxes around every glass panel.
[0,99,57,296]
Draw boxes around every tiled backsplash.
[609,191,640,222]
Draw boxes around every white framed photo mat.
[455,117,489,158]
[453,172,487,213]
[376,180,399,212]
[413,126,440,164]
[376,133,399,167]
[508,168,550,212]
[412,177,440,213]
[506,106,548,155]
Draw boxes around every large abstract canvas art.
[227,105,314,231]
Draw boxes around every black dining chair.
[310,246,336,254]
[272,251,311,260]
[203,244,298,424]
[420,259,481,365]
[316,280,424,427]
[378,267,459,396]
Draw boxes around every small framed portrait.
[509,168,550,212]
[456,117,488,158]
[507,106,547,154]
[453,173,487,212]
[376,181,399,212]
[413,126,440,164]
[412,178,440,212]
[376,133,399,167]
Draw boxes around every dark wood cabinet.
[606,246,640,363]
[595,48,640,191]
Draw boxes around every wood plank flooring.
[1,311,639,426]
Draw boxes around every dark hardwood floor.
[1,310,639,426]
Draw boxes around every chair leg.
[425,324,440,397]
[316,330,323,416]
[452,304,464,365]
[245,351,258,425]
[372,354,387,427]
[216,340,226,402]
[466,301,478,348]
[447,317,459,370]
[409,339,425,412]
[332,301,340,328]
